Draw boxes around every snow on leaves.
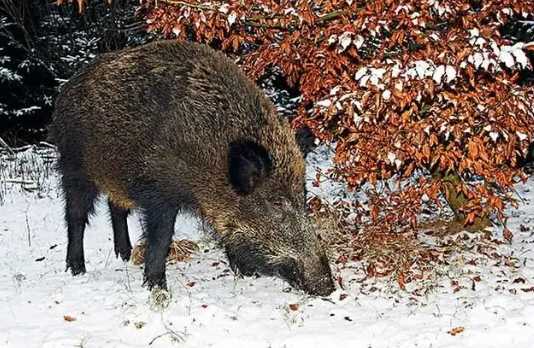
[0,67,22,82]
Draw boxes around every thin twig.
[148,315,186,345]
[124,261,132,292]
[3,179,35,185]
[0,137,15,156]
[38,141,57,149]
[157,0,216,10]
[148,332,170,345]
[25,209,32,248]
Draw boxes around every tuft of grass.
[0,142,58,204]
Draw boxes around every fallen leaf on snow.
[63,315,76,322]
[448,327,464,336]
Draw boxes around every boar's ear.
[295,126,316,157]
[228,140,273,195]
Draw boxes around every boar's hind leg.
[140,200,178,290]
[108,200,132,261]
[62,173,98,275]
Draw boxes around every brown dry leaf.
[396,271,406,290]
[503,228,513,243]
[63,315,76,322]
[447,327,465,336]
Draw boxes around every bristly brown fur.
[50,40,334,296]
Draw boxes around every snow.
[218,4,229,14]
[467,39,530,72]
[433,65,445,84]
[14,106,41,117]
[0,67,22,82]
[415,61,430,79]
[338,32,352,52]
[353,35,364,49]
[387,152,396,164]
[470,53,484,69]
[172,27,181,37]
[328,35,337,45]
[359,74,370,87]
[354,67,368,81]
[395,5,411,15]
[354,67,387,88]
[445,65,456,83]
[227,12,237,26]
[509,44,529,68]
[428,0,451,17]
[500,49,516,68]
[517,131,528,141]
[348,32,530,94]
[1,147,534,347]
[316,99,332,108]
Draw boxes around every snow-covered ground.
[0,147,533,348]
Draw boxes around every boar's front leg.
[140,200,178,290]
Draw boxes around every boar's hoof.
[115,245,132,262]
[131,239,199,266]
[149,286,172,311]
[143,272,167,291]
[66,260,86,276]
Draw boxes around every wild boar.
[50,40,335,296]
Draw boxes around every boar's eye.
[228,140,272,195]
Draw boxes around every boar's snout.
[223,197,336,296]
[276,252,335,296]
[225,237,335,296]
[304,275,336,296]
[301,254,336,296]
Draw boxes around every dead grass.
[131,239,200,266]
[0,142,57,203]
